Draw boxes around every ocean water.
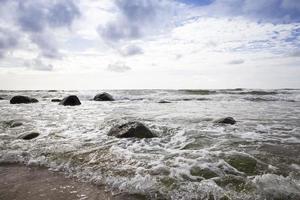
[0,89,300,200]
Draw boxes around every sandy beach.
[0,164,145,200]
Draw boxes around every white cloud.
[228,59,245,65]
[0,0,299,89]
[106,62,131,73]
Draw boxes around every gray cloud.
[119,45,144,56]
[289,50,300,57]
[0,0,80,61]
[31,33,62,59]
[26,59,54,71]
[199,0,300,23]
[106,62,131,72]
[17,0,80,33]
[98,0,175,42]
[227,59,245,65]
[0,28,19,58]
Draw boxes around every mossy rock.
[225,154,257,175]
[214,175,255,193]
[159,177,178,189]
[190,166,218,179]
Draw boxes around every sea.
[0,89,300,200]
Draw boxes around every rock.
[10,96,38,104]
[51,99,61,102]
[108,122,156,138]
[59,95,81,106]
[18,132,40,140]
[10,121,23,128]
[215,117,236,125]
[0,97,4,100]
[190,166,218,179]
[3,120,23,128]
[225,154,257,175]
[93,92,114,101]
[158,100,171,104]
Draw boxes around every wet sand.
[0,164,145,200]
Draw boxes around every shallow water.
[0,89,300,199]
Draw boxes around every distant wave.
[244,97,296,102]
[179,89,217,95]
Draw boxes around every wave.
[179,89,217,95]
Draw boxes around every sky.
[0,0,300,89]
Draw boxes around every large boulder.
[59,95,81,106]
[215,117,236,125]
[94,92,114,101]
[108,122,156,138]
[10,96,38,104]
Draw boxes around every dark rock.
[18,132,40,140]
[59,95,81,106]
[215,117,236,125]
[108,122,156,138]
[94,92,114,101]
[0,97,4,100]
[158,100,171,104]
[51,99,61,102]
[10,96,39,104]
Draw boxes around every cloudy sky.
[0,0,299,89]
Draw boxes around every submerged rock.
[51,99,61,102]
[108,122,156,138]
[59,95,81,106]
[214,175,254,192]
[18,132,40,140]
[215,117,236,125]
[225,154,258,175]
[190,166,218,179]
[158,100,171,104]
[10,96,38,104]
[94,92,114,101]
[9,121,23,128]
[2,120,23,128]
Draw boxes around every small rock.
[51,99,61,102]
[158,100,171,104]
[215,117,236,125]
[108,121,156,138]
[10,96,39,104]
[0,97,4,100]
[18,132,40,140]
[59,95,81,106]
[94,92,114,101]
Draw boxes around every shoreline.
[0,164,146,200]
